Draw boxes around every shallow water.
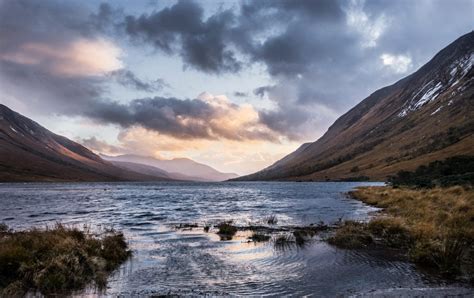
[0,182,472,296]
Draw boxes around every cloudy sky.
[0,0,473,175]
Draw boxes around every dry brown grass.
[0,223,130,296]
[330,186,474,278]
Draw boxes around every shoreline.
[329,186,474,283]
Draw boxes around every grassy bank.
[0,223,131,296]
[329,186,474,279]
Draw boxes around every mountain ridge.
[0,104,167,182]
[0,104,239,182]
[101,154,239,182]
[235,31,474,181]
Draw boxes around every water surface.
[0,182,471,296]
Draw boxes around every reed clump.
[217,222,238,240]
[249,232,271,242]
[0,223,130,296]
[330,186,474,278]
[265,215,278,225]
[328,221,373,248]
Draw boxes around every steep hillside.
[102,154,239,182]
[237,31,474,181]
[0,104,166,182]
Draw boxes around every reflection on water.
[0,181,471,296]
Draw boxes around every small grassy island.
[329,158,474,281]
[0,224,130,296]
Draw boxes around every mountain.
[106,161,175,180]
[0,104,171,182]
[236,31,474,181]
[101,154,239,182]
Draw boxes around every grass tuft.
[0,223,130,296]
[265,215,278,225]
[328,221,373,248]
[249,232,271,242]
[332,186,474,279]
[217,222,238,241]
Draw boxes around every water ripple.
[0,181,471,296]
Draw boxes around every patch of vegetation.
[203,226,210,233]
[292,230,313,245]
[253,136,385,180]
[249,232,271,242]
[274,234,295,250]
[0,223,131,296]
[217,222,237,241]
[336,186,474,279]
[389,155,474,188]
[408,123,474,159]
[265,215,278,225]
[328,221,373,248]
[175,223,198,229]
[336,175,370,182]
[350,166,360,173]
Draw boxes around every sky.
[0,0,473,175]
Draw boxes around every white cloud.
[345,0,389,48]
[380,53,412,73]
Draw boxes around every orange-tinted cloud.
[1,38,122,77]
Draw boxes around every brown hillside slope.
[236,31,474,181]
[0,104,167,182]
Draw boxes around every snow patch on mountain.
[398,52,473,118]
[414,82,443,108]
[398,80,444,117]
[431,106,443,115]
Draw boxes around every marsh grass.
[0,223,131,296]
[175,223,198,229]
[249,232,271,242]
[293,228,317,245]
[274,234,295,250]
[217,222,238,240]
[327,221,373,248]
[330,186,474,279]
[273,229,317,250]
[265,215,278,225]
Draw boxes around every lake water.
[0,182,472,296]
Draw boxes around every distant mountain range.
[0,104,164,182]
[0,104,238,182]
[236,31,474,181]
[101,154,238,182]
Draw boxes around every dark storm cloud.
[108,69,168,92]
[86,97,214,138]
[0,0,110,118]
[120,0,347,76]
[78,136,123,154]
[0,0,279,142]
[0,0,94,53]
[117,0,366,138]
[1,0,473,142]
[116,0,473,140]
[89,3,124,32]
[0,60,104,115]
[233,91,248,98]
[124,0,241,73]
[84,96,278,141]
[253,86,274,98]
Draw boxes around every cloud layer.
[1,0,473,159]
[85,93,279,141]
[114,0,474,139]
